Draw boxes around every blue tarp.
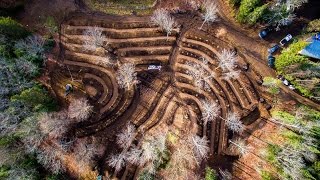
[300,35,320,60]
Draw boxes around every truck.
[279,34,293,46]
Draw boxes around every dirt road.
[214,0,320,111]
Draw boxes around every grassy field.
[85,0,156,15]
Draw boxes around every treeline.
[230,0,308,29]
[262,107,320,180]
[0,16,62,179]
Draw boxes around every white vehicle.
[280,34,293,46]
[288,85,295,90]
[282,79,289,86]
[148,65,161,70]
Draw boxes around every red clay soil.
[55,11,270,179]
[16,0,320,179]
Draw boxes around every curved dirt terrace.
[50,7,320,178]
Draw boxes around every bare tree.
[18,116,44,153]
[268,3,297,31]
[275,13,296,31]
[107,152,127,175]
[189,135,209,161]
[168,143,196,179]
[139,132,168,173]
[153,130,168,153]
[58,137,74,152]
[75,141,98,172]
[218,49,237,72]
[159,133,202,179]
[286,0,308,11]
[219,168,232,180]
[200,0,219,29]
[140,141,158,167]
[68,98,93,122]
[201,99,220,136]
[7,167,37,180]
[222,70,241,80]
[184,0,201,10]
[126,146,143,165]
[0,57,34,96]
[116,63,138,90]
[83,26,106,51]
[186,57,216,91]
[36,146,65,174]
[22,132,43,154]
[97,56,114,67]
[15,57,38,78]
[201,99,220,125]
[0,147,13,166]
[38,112,69,139]
[116,123,136,149]
[299,133,317,162]
[224,112,244,134]
[0,113,18,136]
[151,9,176,37]
[14,35,45,58]
[276,146,305,180]
[229,138,250,157]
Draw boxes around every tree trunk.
[203,121,207,137]
[121,165,129,180]
[199,20,206,30]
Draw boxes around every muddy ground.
[13,0,320,179]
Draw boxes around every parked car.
[148,64,161,70]
[268,44,280,54]
[259,27,272,39]
[267,55,275,68]
[288,84,296,90]
[279,34,293,46]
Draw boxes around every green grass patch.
[260,170,275,180]
[265,144,281,164]
[275,41,309,73]
[271,110,296,124]
[281,130,302,148]
[205,167,217,180]
[167,132,178,144]
[85,0,156,15]
[262,77,281,95]
[299,106,320,121]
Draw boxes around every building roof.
[300,35,320,60]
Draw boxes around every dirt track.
[22,0,319,179]
[54,9,268,178]
[215,0,320,111]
